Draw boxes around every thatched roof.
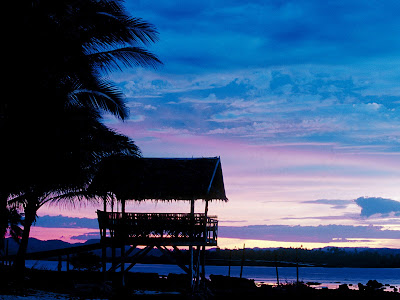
[89,156,228,201]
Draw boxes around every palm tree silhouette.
[12,106,141,272]
[1,0,161,272]
[1,206,23,250]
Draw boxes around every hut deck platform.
[97,211,218,247]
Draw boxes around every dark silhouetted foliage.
[70,251,101,271]
[2,0,161,273]
[205,247,400,268]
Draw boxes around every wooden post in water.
[228,249,232,277]
[296,247,299,285]
[274,252,279,285]
[240,244,245,279]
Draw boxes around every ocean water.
[25,260,400,290]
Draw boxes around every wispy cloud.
[280,213,359,221]
[71,232,100,241]
[109,66,400,155]
[301,199,353,209]
[219,224,400,243]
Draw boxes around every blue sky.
[109,0,400,153]
[36,0,400,248]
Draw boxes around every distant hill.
[2,238,163,259]
[317,246,400,255]
[3,237,73,256]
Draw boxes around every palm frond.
[44,190,101,209]
[89,46,162,73]
[91,124,142,157]
[5,206,23,242]
[68,79,129,120]
[79,0,159,47]
[7,193,28,207]
[124,16,160,45]
[88,15,159,47]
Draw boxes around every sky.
[34,0,400,249]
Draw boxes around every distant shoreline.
[23,260,400,289]
[4,237,400,269]
[25,258,400,269]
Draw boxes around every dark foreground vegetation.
[1,265,399,300]
[1,0,160,276]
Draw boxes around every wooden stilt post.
[111,198,116,273]
[195,246,201,289]
[189,198,195,291]
[102,195,107,275]
[58,256,62,272]
[162,246,190,274]
[201,199,209,288]
[121,199,126,287]
[189,246,193,291]
[124,245,151,272]
[201,245,206,288]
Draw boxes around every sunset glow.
[30,0,400,250]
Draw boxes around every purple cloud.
[355,197,400,218]
[71,232,101,241]
[219,224,400,243]
[281,213,359,221]
[35,215,98,229]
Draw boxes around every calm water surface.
[26,260,400,289]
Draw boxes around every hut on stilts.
[89,156,227,292]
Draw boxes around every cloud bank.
[219,224,400,243]
[35,215,400,244]
[35,215,98,229]
[128,0,400,73]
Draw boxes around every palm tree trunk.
[13,199,37,275]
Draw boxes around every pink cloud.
[30,227,98,244]
[36,124,400,242]
[110,122,400,185]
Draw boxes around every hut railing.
[97,211,218,245]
